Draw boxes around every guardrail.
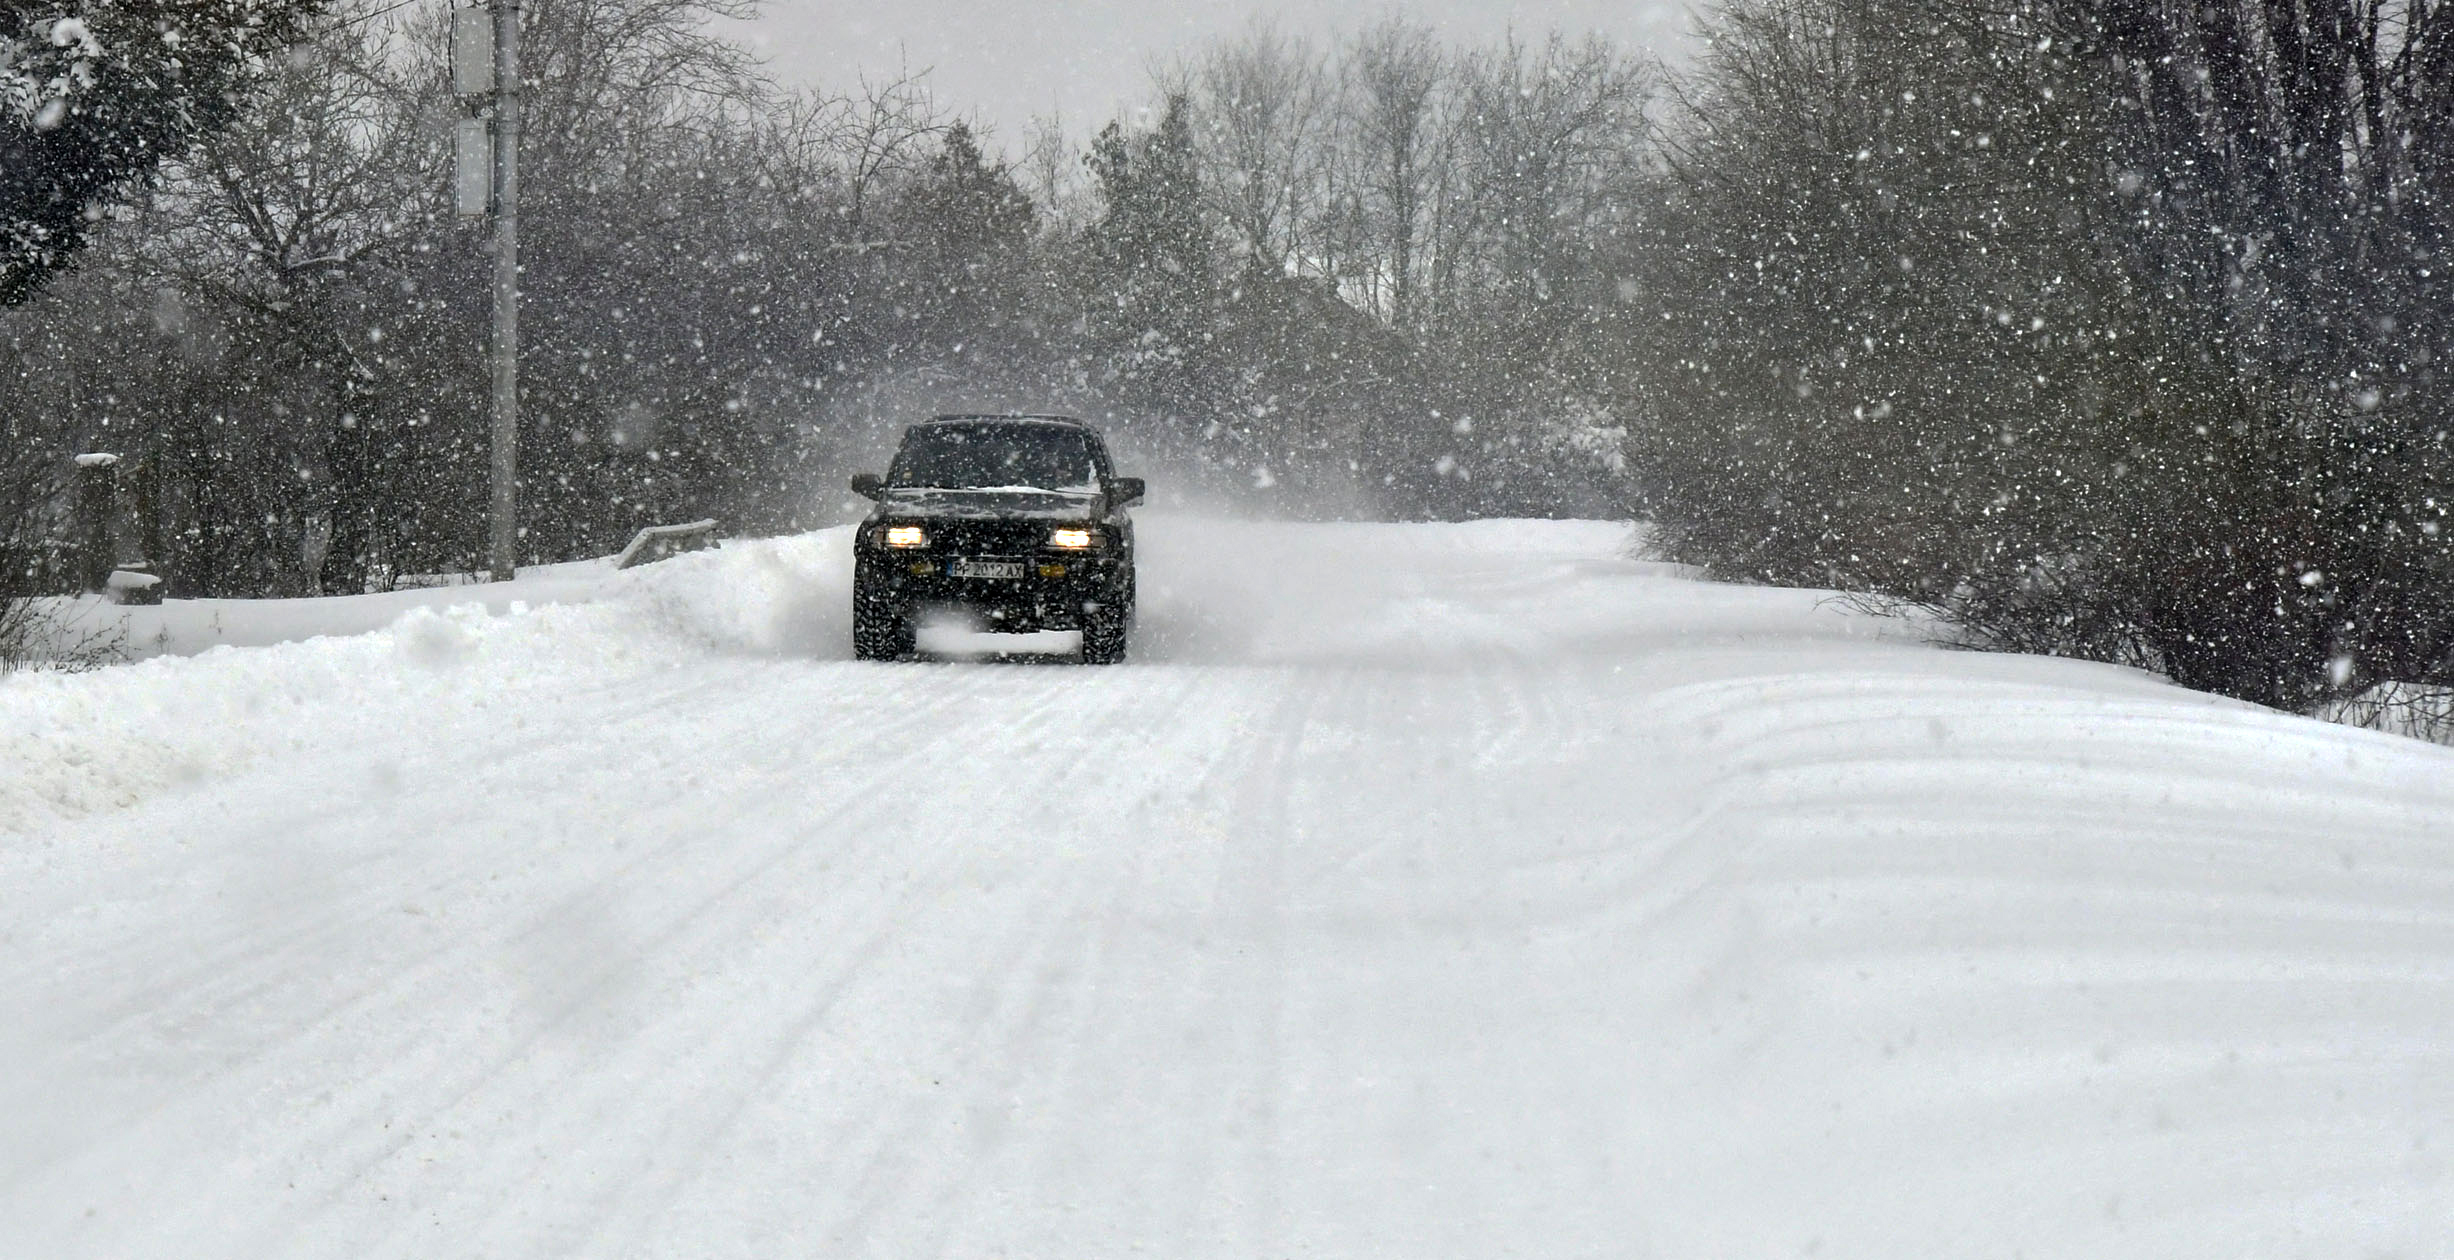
[613,519,719,570]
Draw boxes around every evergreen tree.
[1082,95,1228,455]
[2,0,323,304]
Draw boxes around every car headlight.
[1048,527,1094,550]
[882,524,927,549]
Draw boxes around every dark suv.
[849,415,1143,663]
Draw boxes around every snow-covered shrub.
[3,0,324,305]
[1630,0,2454,714]
[2326,683,2454,749]
[0,595,32,672]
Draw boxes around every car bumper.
[857,553,1128,631]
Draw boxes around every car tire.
[853,586,912,661]
[1081,580,1131,665]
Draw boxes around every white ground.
[4,516,2451,1259]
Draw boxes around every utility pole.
[487,0,522,582]
[453,1,520,581]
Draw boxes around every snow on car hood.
[879,486,1103,520]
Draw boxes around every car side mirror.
[850,472,883,500]
[1113,476,1146,507]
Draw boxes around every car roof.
[914,413,1092,429]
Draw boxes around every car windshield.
[888,423,1098,492]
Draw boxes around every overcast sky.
[716,1,1701,149]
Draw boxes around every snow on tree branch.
[2,0,325,305]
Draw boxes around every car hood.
[877,487,1103,521]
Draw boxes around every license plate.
[950,558,1026,580]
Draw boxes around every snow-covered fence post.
[71,453,161,604]
[71,453,119,594]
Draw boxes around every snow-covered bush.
[2327,683,2454,749]
[0,595,31,671]
[1630,0,2454,714]
[2,0,324,305]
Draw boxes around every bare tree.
[1446,33,1652,331]
[1020,110,1091,234]
[1,0,329,305]
[98,0,444,595]
[1336,18,1446,326]
[516,0,765,191]
[828,62,950,232]
[0,11,1670,586]
[1184,21,1330,273]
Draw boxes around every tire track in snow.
[323,665,1099,1259]
[341,662,1239,1257]
[8,659,1071,1253]
[587,669,1230,1255]
[1176,678,1323,1256]
[775,665,1279,1255]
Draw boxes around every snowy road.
[6,517,2453,1258]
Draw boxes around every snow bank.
[8,515,2435,836]
[0,532,849,834]
[30,555,617,662]
[0,515,1742,832]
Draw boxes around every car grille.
[924,519,1057,555]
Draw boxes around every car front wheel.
[852,585,913,661]
[1080,581,1131,665]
